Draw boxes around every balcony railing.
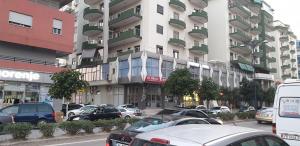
[188,27,208,39]
[230,29,252,42]
[229,3,251,18]
[169,0,186,11]
[189,0,208,9]
[169,18,186,29]
[83,7,102,21]
[188,11,208,23]
[168,38,186,47]
[189,44,208,55]
[110,8,142,28]
[229,16,251,30]
[0,54,59,66]
[108,29,142,47]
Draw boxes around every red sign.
[145,76,166,84]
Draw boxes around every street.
[41,120,271,146]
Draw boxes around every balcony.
[79,58,103,68]
[117,50,134,56]
[280,45,289,51]
[189,45,208,55]
[282,73,292,79]
[262,10,273,22]
[250,15,259,23]
[281,54,290,60]
[291,58,297,62]
[188,11,208,24]
[267,57,276,63]
[231,56,252,65]
[169,18,186,29]
[82,41,103,50]
[83,7,103,21]
[290,41,295,45]
[169,0,186,11]
[110,0,141,14]
[230,29,252,42]
[250,27,259,35]
[248,0,262,14]
[108,29,142,47]
[275,25,288,32]
[110,8,142,28]
[83,24,103,37]
[189,0,208,9]
[265,23,274,32]
[265,44,275,53]
[230,44,252,55]
[168,38,186,47]
[229,16,251,30]
[253,51,263,57]
[292,67,297,71]
[84,0,102,6]
[290,50,296,54]
[188,28,208,39]
[265,34,275,42]
[270,68,277,73]
[280,36,289,42]
[229,3,251,18]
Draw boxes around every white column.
[103,0,109,63]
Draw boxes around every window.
[1,105,19,114]
[265,136,289,146]
[53,19,62,35]
[37,104,52,112]
[185,111,208,118]
[157,5,164,14]
[194,40,200,46]
[156,45,163,54]
[134,45,140,52]
[174,12,179,19]
[173,31,179,39]
[9,11,32,28]
[156,25,163,34]
[190,66,200,80]
[173,50,179,59]
[231,137,265,146]
[279,97,300,118]
[146,58,159,77]
[20,105,36,113]
[102,63,109,80]
[132,58,142,77]
[194,57,199,63]
[176,119,208,125]
[119,60,129,78]
[162,61,173,78]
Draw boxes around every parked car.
[118,107,142,119]
[67,106,121,121]
[107,116,216,146]
[210,106,231,115]
[0,112,13,124]
[66,105,98,118]
[61,103,83,116]
[195,105,207,110]
[117,104,136,109]
[239,106,256,113]
[131,125,289,146]
[273,79,300,146]
[256,107,273,124]
[0,103,55,124]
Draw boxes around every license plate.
[112,140,128,146]
[281,133,300,141]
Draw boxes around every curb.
[0,133,109,146]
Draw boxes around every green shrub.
[38,123,56,138]
[236,112,248,120]
[59,121,82,135]
[4,123,32,140]
[126,118,140,124]
[113,118,127,130]
[217,112,235,121]
[80,120,95,134]
[247,111,256,119]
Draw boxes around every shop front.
[0,68,52,107]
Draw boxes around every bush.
[113,118,127,130]
[126,118,140,124]
[38,123,56,138]
[59,121,82,135]
[4,123,32,140]
[80,120,95,134]
[248,111,256,119]
[217,112,235,121]
[236,112,248,120]
[94,120,113,132]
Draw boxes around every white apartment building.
[71,0,257,108]
[271,20,298,81]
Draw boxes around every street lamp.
[242,39,268,109]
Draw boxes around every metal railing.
[0,54,61,67]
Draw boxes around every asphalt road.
[41,120,271,146]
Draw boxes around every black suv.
[0,103,55,124]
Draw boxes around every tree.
[163,69,199,105]
[239,77,263,107]
[199,77,219,108]
[49,70,89,100]
[263,87,276,106]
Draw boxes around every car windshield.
[81,107,97,114]
[126,105,135,108]
[126,118,171,133]
[211,107,221,110]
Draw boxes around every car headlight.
[73,117,80,121]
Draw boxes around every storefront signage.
[0,69,40,81]
[145,76,166,84]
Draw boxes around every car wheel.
[257,120,262,124]
[68,112,75,117]
[124,116,131,119]
[37,119,47,125]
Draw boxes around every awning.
[238,63,254,72]
[82,49,96,59]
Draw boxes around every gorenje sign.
[0,69,40,81]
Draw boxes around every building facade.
[0,0,74,107]
[271,21,298,81]
[297,41,300,78]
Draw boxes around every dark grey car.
[0,112,13,124]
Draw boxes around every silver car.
[131,125,289,146]
[118,107,142,119]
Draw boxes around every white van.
[273,79,300,146]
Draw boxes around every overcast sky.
[264,0,299,38]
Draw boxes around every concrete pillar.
[103,0,109,63]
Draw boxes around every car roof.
[135,125,263,145]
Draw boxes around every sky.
[264,0,300,38]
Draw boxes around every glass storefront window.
[146,58,159,77]
[132,58,142,77]
[162,61,173,78]
[189,66,200,80]
[102,63,109,80]
[176,63,186,69]
[119,60,129,78]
